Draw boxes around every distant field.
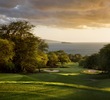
[0,63,110,100]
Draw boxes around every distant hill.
[61,42,73,44]
[44,39,74,44]
[44,39,61,43]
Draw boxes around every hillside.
[44,39,61,43]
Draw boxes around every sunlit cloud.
[0,0,110,28]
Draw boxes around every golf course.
[0,63,110,100]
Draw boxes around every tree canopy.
[79,54,99,69]
[0,21,48,73]
[99,44,110,72]
[0,38,15,72]
[55,50,71,66]
[47,52,59,68]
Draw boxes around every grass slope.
[0,63,110,100]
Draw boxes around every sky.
[0,0,110,42]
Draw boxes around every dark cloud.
[0,0,23,8]
[30,0,105,11]
[0,0,110,28]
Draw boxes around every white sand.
[44,69,59,72]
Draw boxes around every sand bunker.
[83,69,99,74]
[44,69,59,72]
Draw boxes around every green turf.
[0,63,110,100]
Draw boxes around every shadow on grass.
[0,82,110,100]
[0,72,110,90]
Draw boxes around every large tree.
[0,38,14,72]
[0,21,48,73]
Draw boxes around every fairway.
[0,63,110,100]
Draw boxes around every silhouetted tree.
[99,44,110,73]
[79,54,99,69]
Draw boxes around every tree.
[0,21,34,39]
[47,52,59,68]
[36,51,48,72]
[0,21,48,73]
[80,54,99,69]
[69,54,82,62]
[55,50,70,67]
[37,39,48,52]
[0,38,14,72]
[99,44,110,73]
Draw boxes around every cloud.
[0,14,27,24]
[0,0,23,8]
[30,0,105,11]
[0,0,110,28]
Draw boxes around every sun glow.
[34,26,110,43]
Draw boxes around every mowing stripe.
[0,81,109,92]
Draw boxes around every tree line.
[0,21,80,73]
[0,21,49,73]
[1,21,110,74]
[79,44,110,74]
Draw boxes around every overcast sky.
[0,0,110,42]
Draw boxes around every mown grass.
[0,63,110,100]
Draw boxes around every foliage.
[79,54,99,69]
[99,44,110,72]
[0,39,15,72]
[37,39,48,52]
[69,54,82,62]
[0,39,14,62]
[36,51,48,72]
[79,44,110,74]
[55,50,71,66]
[0,21,48,73]
[79,59,86,67]
[47,52,59,68]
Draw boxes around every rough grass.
[0,63,110,100]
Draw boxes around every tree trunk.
[38,67,41,73]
